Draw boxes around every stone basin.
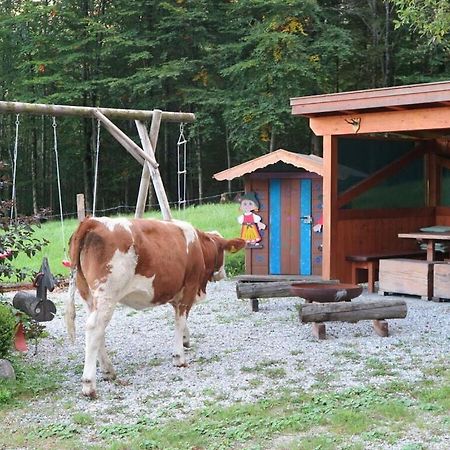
[290,283,363,303]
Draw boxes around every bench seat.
[346,250,426,293]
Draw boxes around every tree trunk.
[269,125,276,152]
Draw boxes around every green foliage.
[0,356,62,408]
[390,0,450,46]
[0,301,15,358]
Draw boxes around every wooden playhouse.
[214,149,364,278]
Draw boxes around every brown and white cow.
[65,216,245,398]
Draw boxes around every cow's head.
[202,231,245,281]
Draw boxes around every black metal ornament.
[13,257,57,322]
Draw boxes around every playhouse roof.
[213,149,324,181]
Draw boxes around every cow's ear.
[224,238,246,253]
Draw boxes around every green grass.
[7,203,245,280]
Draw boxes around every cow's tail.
[65,268,77,343]
[64,217,97,343]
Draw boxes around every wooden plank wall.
[336,207,435,283]
[244,178,269,275]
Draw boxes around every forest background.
[0,0,449,218]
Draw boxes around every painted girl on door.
[237,192,267,246]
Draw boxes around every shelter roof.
[213,149,324,181]
[290,80,450,118]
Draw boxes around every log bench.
[346,250,425,293]
[299,299,408,339]
[236,280,338,311]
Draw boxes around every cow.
[64,216,245,398]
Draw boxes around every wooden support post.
[372,319,389,337]
[76,193,85,222]
[322,135,338,280]
[93,110,158,168]
[251,299,259,312]
[312,322,326,340]
[135,112,172,220]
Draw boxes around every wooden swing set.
[0,100,195,220]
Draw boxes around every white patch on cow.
[93,216,133,233]
[164,219,198,253]
[207,230,223,238]
[213,265,226,281]
[119,274,156,309]
[195,290,207,303]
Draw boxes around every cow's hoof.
[172,355,188,367]
[101,370,117,381]
[82,379,97,399]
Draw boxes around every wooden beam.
[338,145,427,208]
[135,116,172,221]
[93,110,158,168]
[322,135,338,280]
[0,100,195,123]
[135,112,162,218]
[309,106,450,136]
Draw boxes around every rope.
[10,114,20,222]
[92,119,101,217]
[52,117,68,261]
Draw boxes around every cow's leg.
[98,334,116,381]
[183,323,191,349]
[173,308,188,367]
[82,299,116,398]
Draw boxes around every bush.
[0,301,15,358]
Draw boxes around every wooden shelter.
[290,80,450,284]
[214,149,325,276]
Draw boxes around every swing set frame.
[0,100,195,221]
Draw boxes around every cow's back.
[70,217,206,309]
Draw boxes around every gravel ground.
[2,279,450,448]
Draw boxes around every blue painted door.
[269,178,314,275]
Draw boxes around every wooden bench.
[346,250,425,293]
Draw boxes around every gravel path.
[2,280,450,448]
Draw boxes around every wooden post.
[135,115,172,220]
[135,116,158,218]
[322,135,338,280]
[93,110,158,168]
[76,193,85,221]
